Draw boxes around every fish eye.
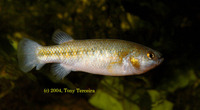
[147,52,155,60]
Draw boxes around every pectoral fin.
[107,60,122,75]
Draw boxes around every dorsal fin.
[52,30,73,44]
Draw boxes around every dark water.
[0,0,200,110]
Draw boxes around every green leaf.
[89,77,141,110]
[148,90,173,110]
[89,89,123,110]
[161,69,197,92]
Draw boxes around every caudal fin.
[17,38,44,72]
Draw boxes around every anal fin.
[51,63,71,79]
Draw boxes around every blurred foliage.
[0,0,200,110]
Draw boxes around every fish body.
[17,30,164,79]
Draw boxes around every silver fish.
[17,30,164,79]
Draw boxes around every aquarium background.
[0,0,200,110]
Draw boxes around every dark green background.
[0,0,199,110]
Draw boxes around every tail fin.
[17,38,44,73]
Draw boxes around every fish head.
[129,47,164,74]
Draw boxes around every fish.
[17,30,164,79]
